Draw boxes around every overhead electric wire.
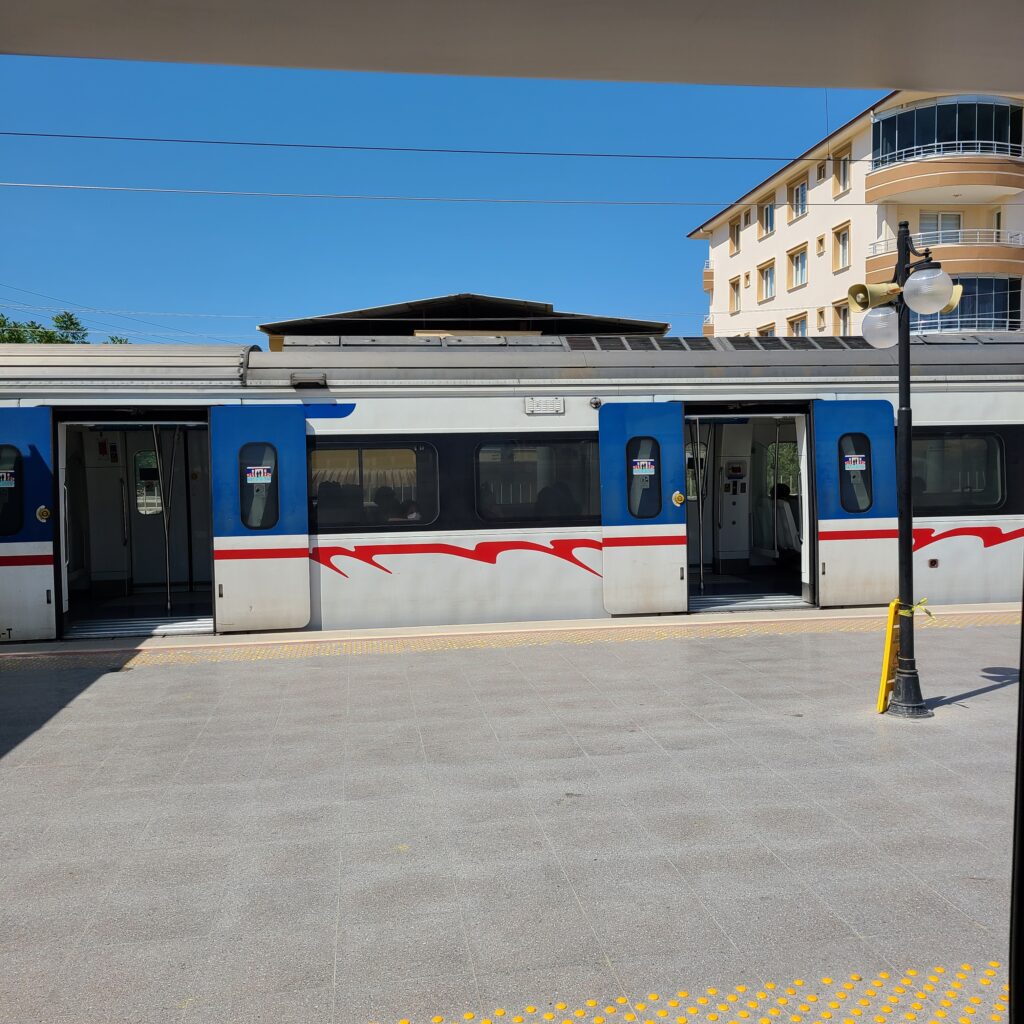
[1,180,1018,208]
[0,129,883,163]
[0,281,236,343]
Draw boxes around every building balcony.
[702,314,714,337]
[867,97,1024,203]
[865,229,1024,284]
[865,153,1024,204]
[702,259,714,292]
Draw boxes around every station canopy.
[259,293,669,339]
[4,0,1022,93]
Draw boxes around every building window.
[911,431,1004,514]
[0,444,23,536]
[816,161,827,182]
[833,146,852,194]
[239,441,279,531]
[787,314,808,337]
[759,198,775,237]
[758,261,776,301]
[919,211,961,245]
[816,235,826,256]
[910,275,1022,333]
[729,277,741,313]
[133,450,162,516]
[743,209,752,227]
[872,98,1024,168]
[995,209,1003,232]
[477,439,600,524]
[743,271,751,288]
[788,178,808,220]
[625,437,661,519]
[816,308,826,331]
[839,433,873,513]
[729,217,741,255]
[833,222,851,271]
[788,246,808,289]
[833,300,851,335]
[310,443,439,530]
[757,323,775,337]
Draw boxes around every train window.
[134,450,163,515]
[912,432,1004,513]
[626,436,662,519]
[838,433,872,513]
[0,444,23,536]
[310,444,438,530]
[476,440,600,523]
[239,441,279,530]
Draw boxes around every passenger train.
[1,314,1022,642]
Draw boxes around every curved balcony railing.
[872,139,1024,170]
[703,258,713,269]
[911,313,1021,333]
[868,229,1024,257]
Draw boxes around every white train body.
[0,330,1021,642]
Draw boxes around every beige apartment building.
[690,91,1024,339]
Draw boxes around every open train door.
[598,401,688,614]
[210,405,311,633]
[813,399,898,607]
[0,407,56,642]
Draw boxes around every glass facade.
[872,97,1023,167]
[910,276,1021,333]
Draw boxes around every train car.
[1,325,1022,642]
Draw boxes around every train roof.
[1,333,1023,393]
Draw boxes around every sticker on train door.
[631,458,656,476]
[0,470,14,488]
[843,454,867,472]
[246,465,273,484]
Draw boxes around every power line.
[3,180,1019,208]
[0,129,875,164]
[1,296,858,325]
[0,281,235,343]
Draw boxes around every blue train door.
[0,407,56,642]
[210,405,311,632]
[812,399,898,607]
[598,401,688,614]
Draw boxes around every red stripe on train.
[603,535,686,548]
[819,529,899,542]
[820,526,1024,551]
[0,553,54,567]
[214,547,309,560]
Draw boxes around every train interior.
[60,421,213,638]
[686,414,810,612]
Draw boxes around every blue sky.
[0,57,883,345]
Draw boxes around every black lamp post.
[852,219,962,720]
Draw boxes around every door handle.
[62,482,69,569]
[119,478,129,546]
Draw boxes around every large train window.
[239,442,279,530]
[838,433,873,513]
[476,439,599,524]
[626,436,662,519]
[0,444,23,536]
[912,431,1004,513]
[309,444,438,530]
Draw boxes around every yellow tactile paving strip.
[0,611,1019,672]
[388,965,1009,1024]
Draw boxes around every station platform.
[0,603,1018,1023]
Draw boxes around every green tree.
[52,311,89,344]
[106,335,130,345]
[0,310,104,344]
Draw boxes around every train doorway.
[685,413,813,612]
[59,420,213,638]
